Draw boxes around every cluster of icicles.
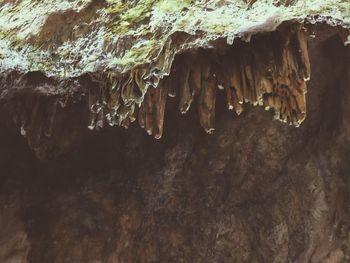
[88,23,310,139]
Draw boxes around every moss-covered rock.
[0,0,349,78]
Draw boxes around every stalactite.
[229,61,244,114]
[178,57,193,114]
[106,82,121,127]
[137,79,168,139]
[197,60,216,134]
[144,89,154,135]
[167,70,177,98]
[153,79,168,139]
[13,93,62,154]
[294,26,311,81]
[121,73,143,106]
[1,22,311,153]
[85,22,310,138]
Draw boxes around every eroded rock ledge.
[0,0,349,159]
[1,2,350,263]
[0,22,347,160]
[129,23,310,138]
[0,25,350,262]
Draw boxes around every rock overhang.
[0,0,349,76]
[0,0,349,159]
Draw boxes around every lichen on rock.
[0,0,348,76]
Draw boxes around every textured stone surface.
[0,0,349,76]
[1,1,350,262]
[0,24,350,262]
[0,22,338,157]
[1,1,349,151]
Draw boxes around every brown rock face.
[0,25,350,263]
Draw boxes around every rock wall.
[0,24,350,262]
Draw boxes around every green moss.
[208,24,232,34]
[0,29,22,47]
[1,0,349,76]
[106,0,194,35]
[32,60,54,71]
[123,40,158,63]
[106,0,157,35]
[106,39,160,69]
[0,3,21,15]
[155,0,193,13]
[122,0,157,23]
[105,0,126,14]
